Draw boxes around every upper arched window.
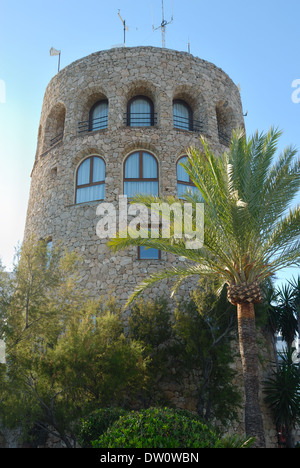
[43,103,66,151]
[177,156,200,198]
[76,156,105,204]
[173,100,193,131]
[127,96,155,127]
[124,151,158,198]
[216,101,234,147]
[89,100,108,131]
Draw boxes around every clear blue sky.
[0,0,299,286]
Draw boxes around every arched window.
[124,151,158,198]
[124,151,159,260]
[127,96,154,127]
[173,100,193,131]
[177,156,200,198]
[76,156,105,204]
[216,102,234,147]
[43,103,66,151]
[89,100,108,131]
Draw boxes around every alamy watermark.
[292,337,300,364]
[96,195,204,249]
[291,79,300,103]
[0,80,6,104]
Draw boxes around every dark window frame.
[138,245,162,260]
[123,150,160,260]
[177,155,196,187]
[88,99,109,132]
[173,99,193,131]
[123,150,159,188]
[75,155,106,204]
[137,224,162,261]
[127,95,155,127]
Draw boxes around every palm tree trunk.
[237,302,266,448]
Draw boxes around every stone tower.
[24,46,244,303]
[23,47,282,447]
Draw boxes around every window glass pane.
[177,183,200,199]
[140,246,160,259]
[124,181,158,198]
[130,98,151,127]
[76,184,105,203]
[77,158,91,185]
[125,152,140,178]
[173,102,190,130]
[177,157,189,182]
[91,101,108,130]
[92,157,105,182]
[143,152,157,178]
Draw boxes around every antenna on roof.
[152,0,173,48]
[118,9,129,46]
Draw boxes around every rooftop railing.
[124,112,157,127]
[50,132,64,147]
[173,114,205,133]
[218,131,231,147]
[77,115,108,134]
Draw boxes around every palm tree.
[109,128,300,447]
[289,275,300,343]
[275,284,298,350]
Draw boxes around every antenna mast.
[152,0,173,48]
[118,9,129,46]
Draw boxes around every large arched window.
[124,151,159,259]
[89,100,108,131]
[76,156,105,204]
[127,96,154,127]
[173,100,193,131]
[177,156,200,198]
[124,151,158,198]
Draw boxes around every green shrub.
[92,407,222,448]
[77,407,126,448]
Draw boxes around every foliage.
[0,238,147,447]
[289,275,300,339]
[108,128,300,447]
[275,284,298,348]
[76,407,126,448]
[108,128,300,306]
[264,351,300,447]
[128,297,176,405]
[219,434,255,448]
[92,407,221,448]
[173,280,241,425]
[127,282,241,426]
[91,407,253,449]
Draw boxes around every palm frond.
[123,263,223,309]
[107,127,300,306]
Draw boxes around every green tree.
[264,351,300,448]
[173,280,241,425]
[109,128,300,447]
[128,297,174,406]
[289,275,300,345]
[127,286,241,425]
[0,239,147,447]
[275,284,298,351]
